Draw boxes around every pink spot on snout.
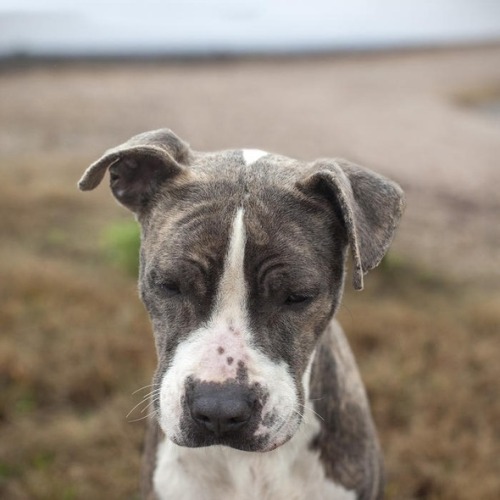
[195,324,252,383]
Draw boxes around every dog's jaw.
[158,208,301,451]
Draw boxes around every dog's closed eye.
[283,292,316,308]
[148,272,182,297]
[158,281,182,297]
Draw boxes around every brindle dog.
[79,129,404,500]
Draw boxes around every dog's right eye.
[158,281,181,297]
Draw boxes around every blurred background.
[1,1,499,499]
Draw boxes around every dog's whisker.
[127,396,160,421]
[275,399,308,425]
[141,398,160,414]
[127,408,159,423]
[126,393,160,419]
[131,383,161,396]
[142,388,162,398]
[297,402,325,422]
[126,403,148,419]
[131,394,161,414]
[132,389,162,404]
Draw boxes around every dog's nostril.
[229,416,245,424]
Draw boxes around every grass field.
[1,47,499,499]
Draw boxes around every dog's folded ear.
[297,159,405,290]
[78,129,190,214]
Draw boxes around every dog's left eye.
[284,293,313,306]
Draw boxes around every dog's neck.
[153,399,355,500]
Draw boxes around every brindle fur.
[310,321,383,500]
[79,129,404,500]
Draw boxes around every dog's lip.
[259,433,295,452]
[169,434,266,452]
[260,407,301,443]
[259,415,300,452]
[165,404,302,452]
[167,422,297,452]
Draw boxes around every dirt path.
[1,46,499,283]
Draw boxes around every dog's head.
[79,129,404,452]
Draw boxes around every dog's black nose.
[189,383,255,437]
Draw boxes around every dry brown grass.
[1,48,499,499]
[0,158,154,498]
[339,265,500,499]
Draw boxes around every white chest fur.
[153,405,356,500]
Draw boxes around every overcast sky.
[1,0,499,56]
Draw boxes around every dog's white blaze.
[242,149,268,165]
[158,208,299,448]
[215,207,247,324]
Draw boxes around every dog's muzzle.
[174,377,271,451]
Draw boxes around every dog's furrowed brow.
[173,202,222,231]
[261,267,322,294]
[149,256,213,281]
[255,254,283,284]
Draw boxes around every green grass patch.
[14,392,37,415]
[101,221,141,278]
[31,452,55,471]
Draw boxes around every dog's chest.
[153,412,356,500]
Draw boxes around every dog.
[79,128,404,500]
